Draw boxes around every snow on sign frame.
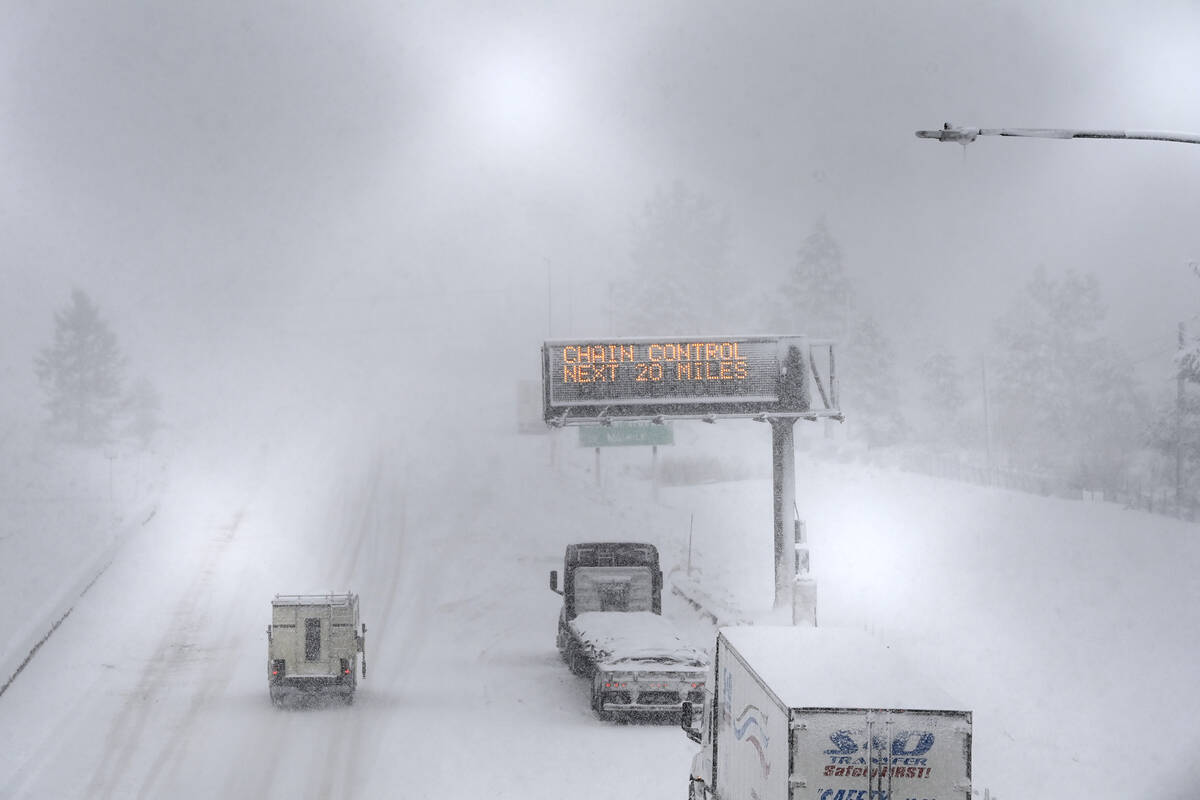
[542,335,841,426]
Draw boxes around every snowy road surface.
[2,403,1198,799]
[0,419,700,799]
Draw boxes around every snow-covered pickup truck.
[550,542,708,720]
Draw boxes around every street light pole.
[916,122,1200,147]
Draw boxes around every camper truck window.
[305,619,321,661]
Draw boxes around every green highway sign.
[578,422,674,448]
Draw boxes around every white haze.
[2,2,1199,798]
[5,1,1200,426]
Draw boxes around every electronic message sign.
[542,335,838,425]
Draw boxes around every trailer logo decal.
[721,668,771,781]
[823,730,935,757]
[734,704,771,745]
[734,704,772,779]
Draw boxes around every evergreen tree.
[34,289,126,446]
[842,315,908,447]
[1146,390,1200,496]
[619,182,734,335]
[770,218,856,340]
[990,267,1142,483]
[1176,338,1200,384]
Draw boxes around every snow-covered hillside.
[0,407,1196,799]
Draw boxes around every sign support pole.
[651,445,659,502]
[770,418,797,610]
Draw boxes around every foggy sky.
[4,1,1199,423]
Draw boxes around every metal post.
[104,449,117,539]
[687,512,694,576]
[652,444,659,502]
[982,358,993,481]
[1177,322,1185,515]
[607,282,615,336]
[793,516,817,626]
[770,418,797,610]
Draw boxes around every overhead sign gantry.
[542,335,841,425]
[542,335,842,619]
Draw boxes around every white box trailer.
[267,593,366,706]
[683,627,971,800]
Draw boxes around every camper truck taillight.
[271,660,285,681]
[340,658,350,675]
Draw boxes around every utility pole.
[607,282,615,336]
[981,358,994,480]
[770,418,797,610]
[1177,322,1186,515]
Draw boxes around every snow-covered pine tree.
[619,182,734,336]
[34,289,127,447]
[769,218,855,341]
[842,315,908,447]
[990,266,1142,484]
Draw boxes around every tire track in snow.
[206,444,405,800]
[137,446,367,799]
[84,510,244,799]
[327,444,428,797]
[321,450,389,800]
[132,550,263,799]
[319,441,458,797]
[1,654,124,796]
[312,712,352,799]
[146,446,394,800]
[330,451,384,590]
[220,718,286,798]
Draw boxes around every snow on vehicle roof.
[721,626,967,712]
[272,592,357,606]
[573,611,708,667]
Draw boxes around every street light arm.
[914,123,979,144]
[987,127,1200,144]
[916,122,1200,146]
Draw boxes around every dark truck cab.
[550,542,706,720]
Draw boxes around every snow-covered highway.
[0,414,700,799]
[2,391,1198,798]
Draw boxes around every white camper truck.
[267,593,366,706]
[682,627,972,800]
